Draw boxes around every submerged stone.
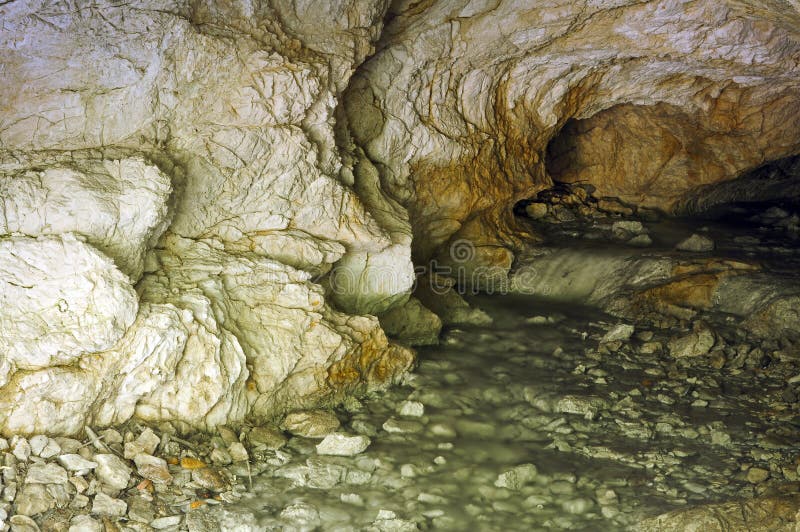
[676,234,715,252]
[316,433,371,456]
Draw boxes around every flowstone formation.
[0,0,415,437]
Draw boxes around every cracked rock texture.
[0,0,413,436]
[2,0,800,435]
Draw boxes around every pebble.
[676,233,715,252]
[398,400,425,417]
[525,202,549,219]
[28,436,48,457]
[90,493,127,517]
[280,502,320,525]
[133,454,172,484]
[562,498,594,515]
[596,488,618,505]
[316,433,371,456]
[12,438,31,462]
[192,467,228,491]
[340,493,364,506]
[217,426,239,444]
[151,515,183,529]
[628,234,652,247]
[123,429,160,459]
[99,429,123,445]
[14,484,54,516]
[611,220,645,239]
[127,496,155,523]
[382,418,424,433]
[25,463,68,484]
[668,326,715,358]
[495,464,538,490]
[281,410,340,438]
[248,426,287,450]
[58,454,98,474]
[555,395,606,420]
[9,515,39,532]
[428,423,457,438]
[602,324,635,343]
[69,515,102,532]
[746,467,769,483]
[228,442,249,462]
[55,438,81,454]
[71,494,90,510]
[93,454,132,490]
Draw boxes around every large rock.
[0,234,137,385]
[0,157,172,281]
[0,0,418,435]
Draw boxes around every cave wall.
[0,0,414,436]
[345,0,800,267]
[2,0,800,435]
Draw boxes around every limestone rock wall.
[0,0,414,436]
[345,0,800,268]
[3,0,800,436]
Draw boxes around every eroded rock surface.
[2,0,799,471]
[346,0,800,273]
[0,0,413,436]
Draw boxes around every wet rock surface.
[212,292,798,530]
[0,287,798,530]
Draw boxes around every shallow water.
[220,289,799,531]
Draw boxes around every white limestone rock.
[57,454,98,474]
[132,454,172,485]
[0,157,172,281]
[316,433,371,456]
[0,367,102,436]
[228,442,249,462]
[379,297,443,346]
[0,234,137,376]
[91,493,127,518]
[12,437,31,462]
[91,302,249,432]
[398,401,425,418]
[14,484,55,516]
[555,395,608,421]
[28,435,49,457]
[0,0,415,437]
[25,463,68,485]
[150,516,183,530]
[70,515,103,532]
[495,464,539,490]
[327,243,416,315]
[93,454,132,491]
[668,326,716,358]
[602,324,635,343]
[8,515,39,532]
